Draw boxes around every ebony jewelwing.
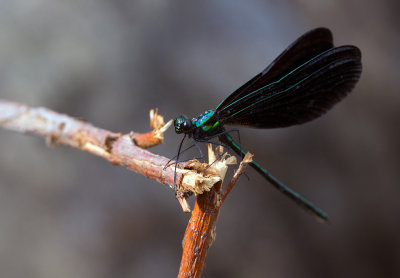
[172,28,362,222]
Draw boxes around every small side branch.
[220,152,253,205]
[130,109,170,148]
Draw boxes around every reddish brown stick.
[178,181,222,277]
[178,153,252,277]
[0,99,252,277]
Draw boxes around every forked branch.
[0,99,252,278]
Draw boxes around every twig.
[178,180,222,277]
[0,99,253,277]
[178,149,252,278]
[130,108,170,148]
[0,100,220,211]
[220,152,253,205]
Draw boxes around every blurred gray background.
[0,1,399,277]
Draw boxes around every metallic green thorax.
[193,110,221,133]
[201,121,220,132]
[194,110,215,127]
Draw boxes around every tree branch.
[0,100,221,211]
[0,99,253,277]
[178,150,252,277]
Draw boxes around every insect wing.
[216,28,334,111]
[218,46,362,128]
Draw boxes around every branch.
[0,99,253,277]
[220,153,253,204]
[0,100,221,211]
[178,149,252,277]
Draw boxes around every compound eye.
[174,116,191,134]
[182,118,191,129]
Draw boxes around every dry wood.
[0,99,252,277]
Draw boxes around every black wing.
[216,30,362,128]
[215,27,334,111]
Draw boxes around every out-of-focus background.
[0,1,399,277]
